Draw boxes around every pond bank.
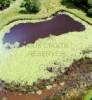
[0,57,92,100]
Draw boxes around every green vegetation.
[88,7,92,16]
[62,0,92,16]
[0,0,92,91]
[0,14,92,85]
[0,0,11,10]
[0,0,15,10]
[83,90,92,100]
[21,0,40,13]
[88,0,92,7]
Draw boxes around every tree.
[70,0,88,8]
[0,0,11,10]
[64,0,92,16]
[88,7,92,16]
[21,0,40,13]
[88,0,92,7]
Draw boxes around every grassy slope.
[0,0,92,85]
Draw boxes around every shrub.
[62,0,92,17]
[88,7,92,16]
[0,0,11,10]
[21,0,40,13]
[88,0,92,7]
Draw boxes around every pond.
[3,14,85,48]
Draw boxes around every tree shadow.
[61,0,81,10]
[19,10,30,14]
[19,9,39,14]
[87,12,92,18]
[61,0,92,17]
[61,0,91,17]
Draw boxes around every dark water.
[3,14,85,48]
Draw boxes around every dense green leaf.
[21,0,40,13]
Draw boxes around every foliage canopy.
[21,0,40,13]
[64,0,92,16]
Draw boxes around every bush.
[88,0,92,7]
[63,0,92,17]
[0,0,15,10]
[0,0,10,10]
[88,7,92,16]
[68,0,88,6]
[21,0,40,13]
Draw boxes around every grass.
[0,0,92,87]
[83,89,92,100]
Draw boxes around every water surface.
[3,14,85,48]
